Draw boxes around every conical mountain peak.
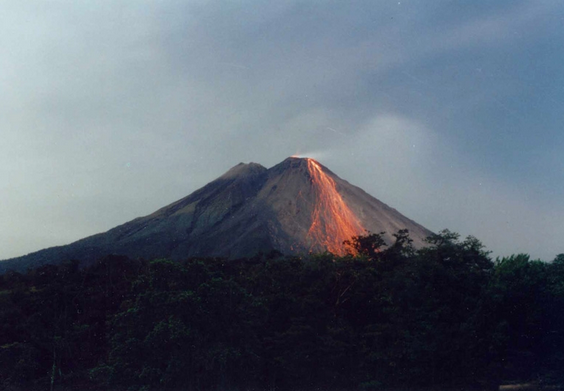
[220,162,267,179]
[269,156,311,174]
[268,156,334,180]
[258,156,366,255]
[1,157,433,272]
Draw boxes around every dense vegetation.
[0,230,563,391]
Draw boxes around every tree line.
[0,230,563,390]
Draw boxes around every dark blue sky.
[1,0,563,260]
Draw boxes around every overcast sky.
[2,0,563,261]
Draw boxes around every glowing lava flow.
[306,159,364,255]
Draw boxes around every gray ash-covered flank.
[0,157,432,272]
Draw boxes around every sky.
[2,0,564,261]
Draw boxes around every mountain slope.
[0,157,432,272]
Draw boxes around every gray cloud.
[2,0,563,260]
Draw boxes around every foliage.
[0,232,562,390]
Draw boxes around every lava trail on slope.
[306,158,365,255]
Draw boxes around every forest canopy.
[0,230,563,391]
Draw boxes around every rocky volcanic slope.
[0,157,433,272]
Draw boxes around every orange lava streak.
[306,159,364,255]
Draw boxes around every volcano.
[1,157,432,272]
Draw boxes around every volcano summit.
[1,157,432,272]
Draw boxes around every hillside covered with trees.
[1,230,563,391]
